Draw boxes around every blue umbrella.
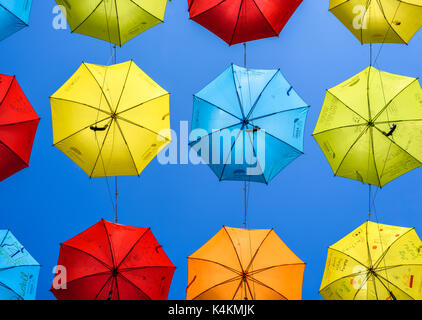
[189,64,309,184]
[0,230,40,300]
[0,0,32,41]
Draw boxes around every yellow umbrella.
[55,0,167,46]
[50,60,171,178]
[313,66,422,187]
[329,0,422,44]
[186,227,305,300]
[320,221,422,300]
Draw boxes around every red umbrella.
[51,220,176,300]
[0,75,39,182]
[188,0,303,45]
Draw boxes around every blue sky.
[1,1,422,300]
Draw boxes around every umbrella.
[55,0,168,46]
[187,226,305,300]
[313,66,422,187]
[0,0,32,41]
[189,64,309,184]
[51,219,175,300]
[50,60,171,178]
[188,0,303,45]
[0,74,39,182]
[320,221,422,300]
[329,0,422,44]
[0,230,40,300]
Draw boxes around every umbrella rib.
[0,140,30,167]
[52,116,111,147]
[352,271,372,300]
[114,0,122,47]
[223,227,245,272]
[334,127,369,176]
[188,257,242,275]
[374,272,414,300]
[231,65,246,118]
[129,0,165,23]
[50,97,111,116]
[313,123,367,137]
[116,92,169,117]
[249,106,309,122]
[194,95,243,121]
[375,0,407,44]
[218,129,243,181]
[191,275,242,300]
[246,70,280,120]
[373,228,415,269]
[89,120,113,178]
[116,229,150,269]
[319,271,367,294]
[376,263,422,272]
[245,229,273,272]
[329,247,369,269]
[231,279,243,300]
[0,281,23,300]
[117,273,152,300]
[115,115,170,142]
[71,0,105,34]
[0,264,41,272]
[101,220,116,269]
[251,0,278,36]
[189,0,226,19]
[82,63,113,113]
[114,61,133,113]
[0,76,16,106]
[188,122,243,147]
[373,126,422,165]
[0,230,9,246]
[229,0,244,45]
[372,79,419,122]
[114,119,140,175]
[244,278,255,300]
[119,265,176,273]
[248,262,305,276]
[60,244,113,270]
[0,4,28,26]
[52,271,112,290]
[327,91,368,122]
[247,276,288,300]
[264,130,304,155]
[94,275,112,300]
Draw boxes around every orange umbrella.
[186,227,305,300]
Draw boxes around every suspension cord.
[368,184,371,221]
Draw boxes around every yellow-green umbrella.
[320,221,422,300]
[55,0,167,46]
[329,0,422,44]
[313,66,422,187]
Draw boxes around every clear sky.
[1,1,422,300]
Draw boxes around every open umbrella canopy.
[0,230,40,300]
[55,0,167,46]
[329,0,422,44]
[0,0,32,41]
[313,66,422,187]
[51,219,175,300]
[320,221,422,300]
[188,0,303,45]
[186,227,305,300]
[0,74,39,182]
[50,60,171,178]
[189,64,309,184]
